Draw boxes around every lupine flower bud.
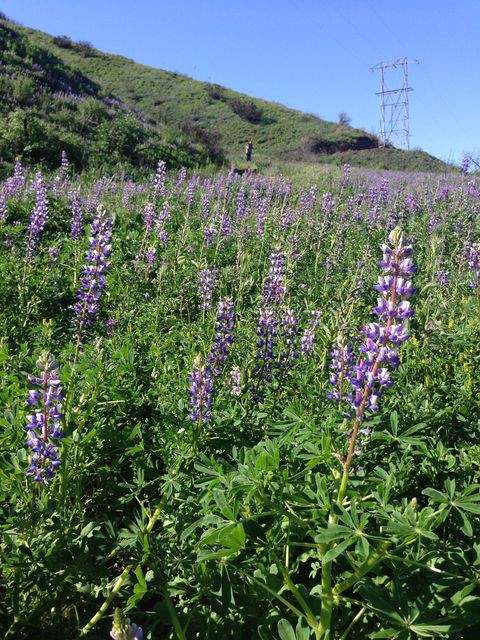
[110,608,144,640]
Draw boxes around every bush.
[205,83,226,101]
[52,35,73,49]
[228,98,263,124]
[338,111,351,126]
[12,76,36,105]
[92,113,147,166]
[74,40,96,56]
[181,124,225,164]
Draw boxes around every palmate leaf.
[423,482,480,536]
[361,581,459,639]
[358,585,406,625]
[372,411,428,450]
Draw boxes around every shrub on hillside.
[12,76,36,105]
[52,35,73,49]
[73,40,96,56]
[228,98,263,124]
[205,83,226,101]
[181,124,225,164]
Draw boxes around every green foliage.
[0,21,202,175]
[0,163,479,638]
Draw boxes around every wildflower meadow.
[1,158,480,639]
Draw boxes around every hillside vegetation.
[1,16,452,175]
[0,20,215,176]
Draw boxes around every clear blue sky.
[3,0,479,164]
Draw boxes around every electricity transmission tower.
[371,57,419,149]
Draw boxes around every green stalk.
[338,606,366,640]
[80,564,133,636]
[80,503,164,635]
[333,541,391,595]
[162,589,187,640]
[318,467,349,638]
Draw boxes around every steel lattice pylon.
[371,57,419,150]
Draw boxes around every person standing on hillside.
[245,140,253,162]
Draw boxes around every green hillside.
[0,19,213,175]
[1,15,452,173]
[22,26,379,160]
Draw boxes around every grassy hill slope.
[0,19,214,175]
[2,15,452,174]
[24,26,379,160]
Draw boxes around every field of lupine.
[1,157,480,640]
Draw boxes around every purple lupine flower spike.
[153,160,167,196]
[277,308,299,372]
[251,308,277,401]
[25,352,64,484]
[188,355,214,425]
[435,270,449,286]
[177,166,187,186]
[230,366,241,396]
[73,204,112,337]
[187,299,235,425]
[25,172,48,261]
[207,298,235,376]
[5,159,25,197]
[328,227,416,470]
[0,189,7,223]
[300,310,323,354]
[198,267,216,311]
[143,202,155,230]
[187,180,196,208]
[327,340,355,405]
[145,248,156,269]
[70,190,83,240]
[262,247,286,307]
[59,150,69,181]
[466,242,480,288]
